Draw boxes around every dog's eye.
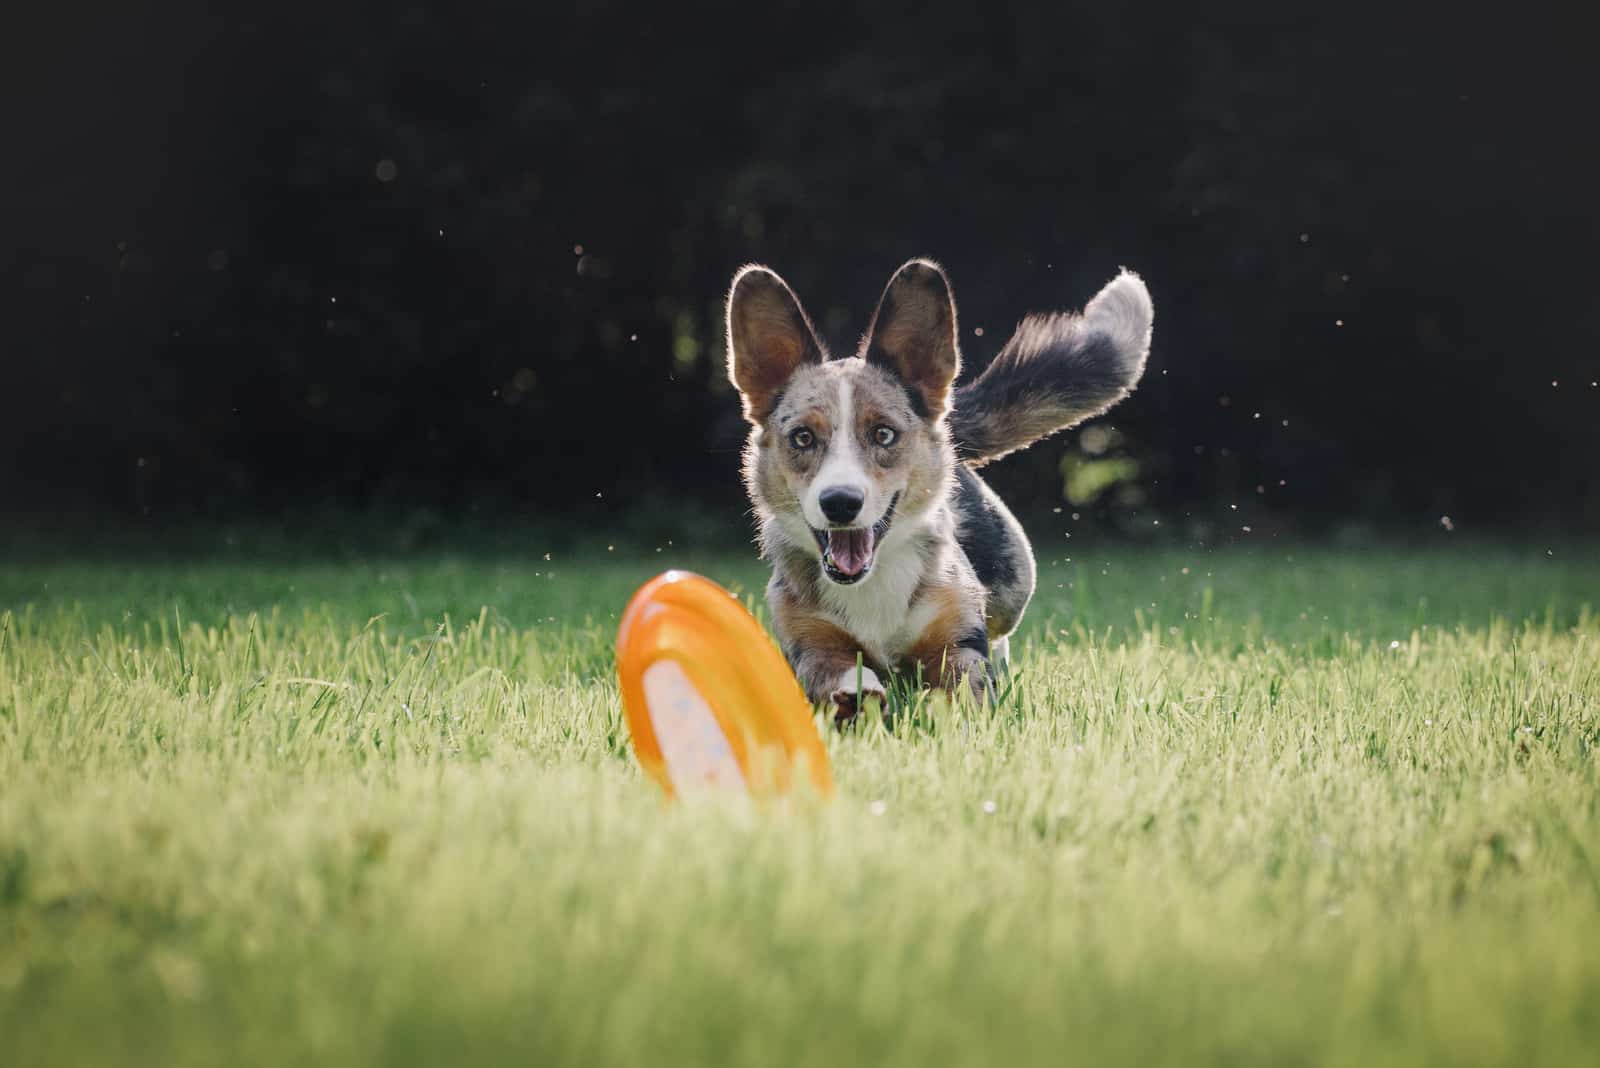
[873,425,898,447]
[789,427,815,450]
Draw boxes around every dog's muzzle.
[811,493,899,585]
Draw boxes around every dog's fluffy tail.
[949,270,1153,466]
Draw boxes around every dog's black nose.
[818,486,865,525]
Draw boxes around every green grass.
[2,541,1598,1066]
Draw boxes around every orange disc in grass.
[616,571,833,799]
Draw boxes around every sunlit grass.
[2,542,1598,1066]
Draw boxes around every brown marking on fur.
[854,384,914,463]
[903,581,987,699]
[766,372,837,486]
[862,260,961,418]
[779,610,860,663]
[769,580,885,714]
[726,267,825,424]
[828,361,957,530]
[904,584,964,673]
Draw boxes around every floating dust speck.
[869,800,887,816]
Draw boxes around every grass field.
[2,539,1598,1066]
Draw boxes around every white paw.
[830,666,886,723]
[834,665,883,696]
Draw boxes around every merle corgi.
[726,259,1152,721]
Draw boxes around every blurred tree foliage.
[6,1,1597,529]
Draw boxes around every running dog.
[725,259,1152,721]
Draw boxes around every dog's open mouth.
[812,494,899,585]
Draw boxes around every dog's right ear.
[726,265,824,424]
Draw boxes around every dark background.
[6,1,1598,540]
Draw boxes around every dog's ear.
[862,259,961,420]
[726,265,825,424]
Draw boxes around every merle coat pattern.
[727,259,1153,721]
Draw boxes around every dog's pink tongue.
[827,529,875,576]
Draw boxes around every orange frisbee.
[616,571,833,799]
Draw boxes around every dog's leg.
[825,662,888,725]
[769,579,884,724]
[901,644,992,706]
[784,652,884,724]
[905,585,994,706]
[924,646,992,705]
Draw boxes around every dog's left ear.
[862,259,961,420]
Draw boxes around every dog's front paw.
[830,666,886,726]
[942,647,993,706]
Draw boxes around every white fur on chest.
[817,527,933,665]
